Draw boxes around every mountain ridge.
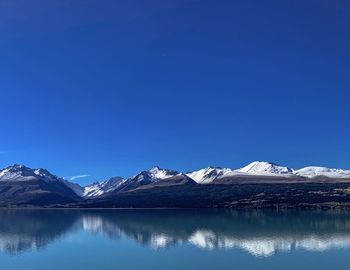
[1,162,350,207]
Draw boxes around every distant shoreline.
[1,182,350,210]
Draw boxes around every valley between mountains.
[1,162,350,208]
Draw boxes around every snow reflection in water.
[1,209,350,257]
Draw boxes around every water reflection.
[0,210,80,255]
[1,209,350,257]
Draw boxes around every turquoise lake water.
[0,209,349,269]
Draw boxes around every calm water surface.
[0,209,349,269]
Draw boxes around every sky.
[0,0,350,185]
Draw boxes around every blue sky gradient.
[0,0,350,184]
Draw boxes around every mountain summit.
[84,176,125,197]
[186,167,236,184]
[0,164,60,182]
[114,167,180,192]
[236,161,294,175]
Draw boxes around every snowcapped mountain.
[187,162,350,184]
[186,167,237,184]
[0,164,81,205]
[82,167,181,196]
[0,164,53,181]
[135,173,197,190]
[295,166,350,178]
[116,167,180,192]
[236,161,294,175]
[147,166,179,180]
[0,164,61,182]
[186,162,294,184]
[84,177,125,197]
[131,166,179,183]
[0,164,86,196]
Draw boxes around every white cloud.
[68,174,91,181]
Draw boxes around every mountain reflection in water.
[1,209,350,257]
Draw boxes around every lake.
[0,209,349,269]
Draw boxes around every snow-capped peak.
[148,166,179,180]
[1,164,31,175]
[0,164,40,180]
[129,166,179,184]
[187,167,236,184]
[34,168,50,175]
[295,166,350,178]
[237,161,294,175]
[83,176,125,197]
[0,164,61,182]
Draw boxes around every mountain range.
[1,161,350,207]
[84,161,350,197]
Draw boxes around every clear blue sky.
[0,0,349,185]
